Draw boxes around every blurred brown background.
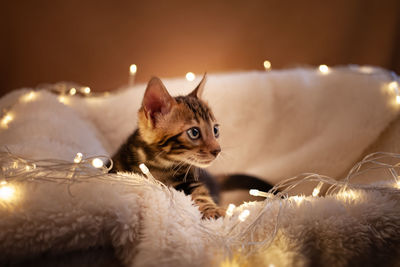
[1,0,399,96]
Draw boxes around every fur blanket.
[0,67,400,266]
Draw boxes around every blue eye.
[213,124,220,138]
[187,127,201,140]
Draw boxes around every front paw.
[201,206,226,219]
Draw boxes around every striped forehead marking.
[175,96,215,123]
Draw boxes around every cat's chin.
[189,159,215,168]
[194,162,212,168]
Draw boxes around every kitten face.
[138,75,221,168]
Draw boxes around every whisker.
[183,164,192,182]
[172,160,187,176]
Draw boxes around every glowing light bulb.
[318,64,330,74]
[130,64,137,74]
[0,184,15,201]
[396,95,400,105]
[388,81,398,92]
[337,190,359,200]
[69,88,77,95]
[225,203,236,217]
[1,113,13,128]
[312,188,320,197]
[312,182,324,197]
[238,209,250,222]
[291,195,305,203]
[249,189,273,198]
[25,163,36,171]
[263,60,272,70]
[139,163,149,175]
[74,152,83,163]
[58,96,69,105]
[359,66,374,74]
[186,72,195,81]
[139,163,156,180]
[396,180,400,189]
[21,91,36,102]
[129,64,137,86]
[92,158,104,168]
[82,87,91,94]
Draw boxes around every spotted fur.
[111,75,225,219]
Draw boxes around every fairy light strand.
[225,204,236,217]
[0,150,400,262]
[129,64,137,86]
[186,72,196,82]
[20,91,37,102]
[238,209,250,222]
[1,113,13,128]
[0,183,15,201]
[318,64,330,74]
[249,189,273,198]
[91,158,104,168]
[74,152,83,163]
[263,60,272,71]
[0,65,399,263]
[312,181,324,197]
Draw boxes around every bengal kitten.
[111,75,225,219]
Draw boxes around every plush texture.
[0,67,400,266]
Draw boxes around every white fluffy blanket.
[1,67,400,266]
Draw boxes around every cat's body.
[111,75,225,218]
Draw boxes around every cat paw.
[201,207,226,220]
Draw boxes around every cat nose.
[210,148,221,157]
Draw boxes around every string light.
[238,209,250,222]
[318,64,330,74]
[74,152,83,163]
[58,96,69,105]
[1,113,13,128]
[69,88,77,95]
[388,81,398,92]
[359,66,374,74]
[139,163,156,180]
[249,189,273,198]
[129,64,137,86]
[186,72,196,82]
[130,64,137,74]
[291,195,305,203]
[21,91,37,102]
[337,190,359,200]
[1,67,400,255]
[225,203,236,217]
[312,182,324,197]
[263,60,272,71]
[0,182,15,202]
[91,158,104,168]
[82,87,91,95]
[0,150,399,262]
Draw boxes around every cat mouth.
[185,157,215,168]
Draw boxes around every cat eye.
[213,124,220,138]
[187,127,201,140]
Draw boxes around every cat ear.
[189,73,207,99]
[142,77,176,124]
